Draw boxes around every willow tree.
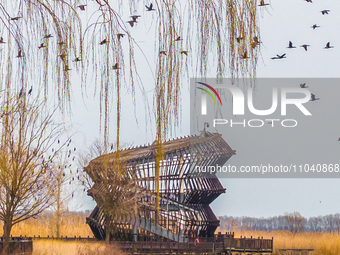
[0,0,260,232]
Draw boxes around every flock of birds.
[0,3,177,72]
[269,1,334,60]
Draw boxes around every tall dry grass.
[223,229,340,255]
[0,215,93,238]
[32,240,125,255]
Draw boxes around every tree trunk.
[105,215,111,243]
[2,221,12,255]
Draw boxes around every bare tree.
[50,143,78,238]
[0,95,63,253]
[284,212,306,234]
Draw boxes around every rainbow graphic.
[196,82,222,106]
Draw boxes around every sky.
[64,0,340,219]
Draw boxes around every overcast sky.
[67,0,340,218]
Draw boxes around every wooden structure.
[85,132,235,242]
[0,237,33,254]
[110,232,273,254]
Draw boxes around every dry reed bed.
[231,230,340,255]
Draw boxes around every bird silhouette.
[305,0,312,3]
[73,57,81,62]
[287,41,296,49]
[251,36,261,48]
[258,0,269,6]
[236,37,243,43]
[117,33,125,40]
[338,137,340,141]
[38,43,46,49]
[16,50,23,58]
[64,65,72,71]
[160,51,167,55]
[175,36,182,41]
[321,10,330,15]
[112,63,120,70]
[324,42,334,49]
[10,17,22,21]
[271,53,286,59]
[127,20,136,27]
[131,15,141,22]
[0,37,5,44]
[311,24,320,30]
[59,53,67,62]
[310,93,319,101]
[78,5,87,11]
[99,39,108,45]
[145,3,155,11]
[28,86,32,95]
[44,34,53,39]
[300,44,310,51]
[181,51,188,55]
[58,140,60,144]
[300,83,308,88]
[241,51,249,59]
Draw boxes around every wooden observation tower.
[85,132,235,242]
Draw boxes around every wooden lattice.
[85,132,235,241]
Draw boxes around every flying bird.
[44,34,53,39]
[324,42,334,49]
[181,50,188,55]
[127,20,136,27]
[321,10,330,15]
[78,5,87,11]
[0,37,6,44]
[64,65,72,71]
[175,36,182,41]
[59,53,67,62]
[236,37,243,43]
[38,43,47,49]
[145,3,155,11]
[117,33,125,40]
[338,138,340,141]
[131,15,141,22]
[112,63,120,70]
[10,17,22,21]
[160,51,167,55]
[241,51,249,59]
[16,50,23,58]
[300,83,308,88]
[28,86,32,95]
[258,0,269,6]
[300,44,310,51]
[73,57,81,62]
[271,53,286,59]
[287,41,296,49]
[310,93,319,101]
[251,36,261,48]
[304,0,312,3]
[311,24,320,30]
[99,39,108,45]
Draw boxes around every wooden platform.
[110,232,273,254]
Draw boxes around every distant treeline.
[219,212,340,233]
